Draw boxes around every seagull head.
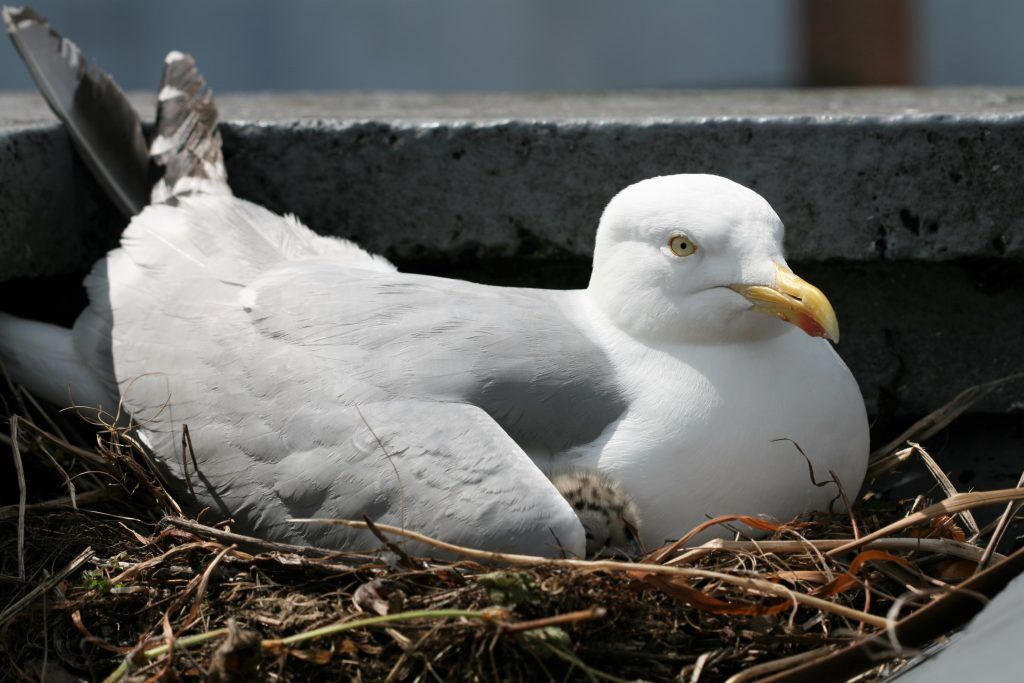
[587,174,839,344]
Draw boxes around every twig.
[364,514,421,569]
[161,517,353,560]
[758,544,1024,682]
[724,644,836,683]
[977,469,1024,571]
[107,542,220,586]
[666,537,1000,565]
[971,509,1024,541]
[689,651,713,683]
[648,515,805,565]
[180,424,198,499]
[830,469,861,540]
[103,627,230,683]
[10,415,26,580]
[0,488,117,519]
[102,608,505,683]
[907,442,979,537]
[185,544,233,626]
[157,612,177,681]
[355,405,407,532]
[290,518,893,629]
[501,606,606,634]
[21,387,73,445]
[825,488,1024,557]
[13,416,109,467]
[265,608,499,648]
[99,426,185,516]
[0,547,93,628]
[867,446,914,480]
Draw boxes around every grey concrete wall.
[1,89,1023,417]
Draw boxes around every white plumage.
[1,176,869,556]
[0,8,869,558]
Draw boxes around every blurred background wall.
[1,0,1021,92]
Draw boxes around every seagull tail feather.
[149,51,232,204]
[3,5,152,217]
[0,312,112,413]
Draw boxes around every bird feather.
[3,5,150,217]
[150,50,231,203]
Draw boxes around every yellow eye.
[668,234,697,257]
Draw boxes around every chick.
[551,469,643,557]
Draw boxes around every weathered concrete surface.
[5,89,1024,273]
[2,89,1024,415]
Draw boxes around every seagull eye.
[668,234,697,258]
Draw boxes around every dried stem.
[907,442,979,537]
[666,537,1000,565]
[0,488,116,519]
[10,415,26,580]
[162,516,352,560]
[825,488,1024,557]
[0,547,93,628]
[501,606,606,634]
[290,518,893,629]
[724,644,836,683]
[977,469,1024,571]
[105,609,499,683]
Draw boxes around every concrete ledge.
[2,89,1024,415]
[5,89,1024,272]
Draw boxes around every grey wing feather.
[277,401,585,556]
[338,401,585,556]
[76,196,395,424]
[144,398,585,556]
[76,195,614,555]
[246,262,627,454]
[150,51,231,203]
[3,5,150,216]
[99,197,619,453]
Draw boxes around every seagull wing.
[171,396,585,556]
[244,259,628,457]
[80,195,593,554]
[291,400,586,556]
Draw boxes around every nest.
[1,377,1023,682]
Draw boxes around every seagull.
[0,7,869,557]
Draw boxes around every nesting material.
[1,381,1022,682]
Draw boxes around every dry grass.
[1,378,1023,682]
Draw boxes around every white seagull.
[0,7,868,557]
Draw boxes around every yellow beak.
[730,264,840,343]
